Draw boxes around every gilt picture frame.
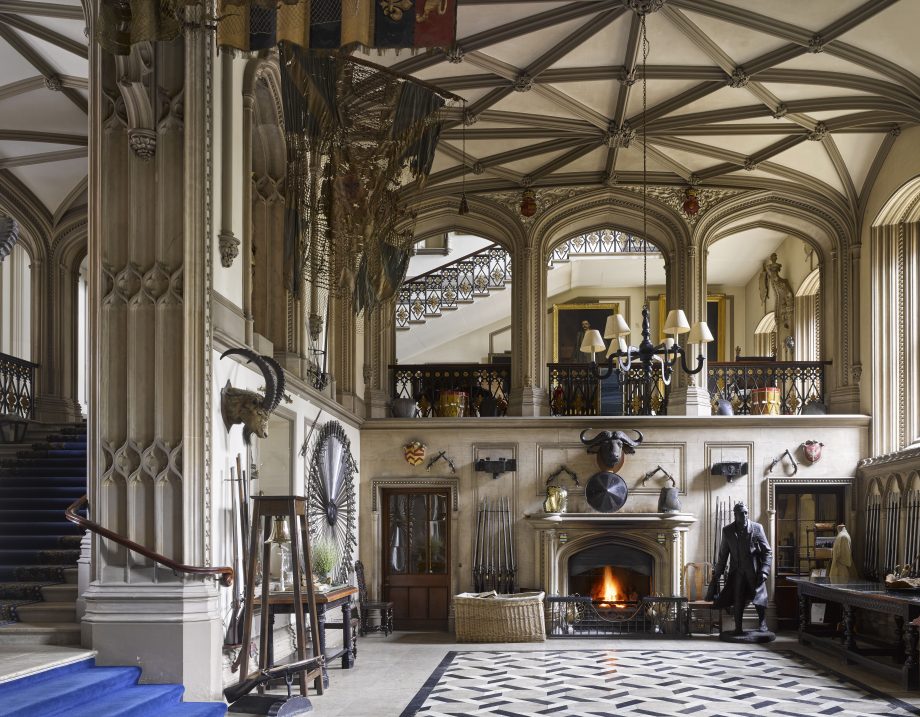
[551,302,621,363]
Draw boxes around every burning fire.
[592,566,622,604]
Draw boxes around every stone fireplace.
[525,512,697,597]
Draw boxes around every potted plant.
[312,539,339,586]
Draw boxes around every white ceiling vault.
[0,0,87,224]
[376,0,918,227]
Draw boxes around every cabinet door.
[382,490,450,630]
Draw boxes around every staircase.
[0,422,86,645]
[396,243,511,330]
[0,656,226,716]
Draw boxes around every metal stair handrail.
[396,243,511,329]
[65,495,234,586]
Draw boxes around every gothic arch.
[410,195,526,256]
[872,175,920,226]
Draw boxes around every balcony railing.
[390,363,511,417]
[707,360,830,415]
[0,352,37,419]
[547,363,669,416]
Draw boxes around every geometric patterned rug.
[401,649,920,717]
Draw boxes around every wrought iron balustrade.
[548,363,669,416]
[396,244,511,329]
[548,228,657,267]
[708,360,829,415]
[390,363,511,417]
[0,351,36,419]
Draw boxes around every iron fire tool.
[485,500,494,591]
[226,656,324,716]
[426,450,456,473]
[224,466,245,647]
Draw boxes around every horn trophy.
[219,348,286,443]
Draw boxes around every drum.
[438,390,467,417]
[751,387,780,415]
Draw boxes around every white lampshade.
[607,336,628,357]
[664,309,691,335]
[689,321,714,343]
[604,313,631,338]
[580,329,605,354]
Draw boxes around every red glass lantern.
[520,189,537,217]
[682,187,699,217]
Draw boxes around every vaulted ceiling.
[0,0,87,223]
[377,0,918,223]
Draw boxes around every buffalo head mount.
[580,428,644,471]
[219,348,286,444]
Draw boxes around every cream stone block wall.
[359,416,868,604]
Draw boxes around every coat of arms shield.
[802,440,824,464]
[404,441,426,466]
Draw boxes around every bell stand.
[238,496,324,697]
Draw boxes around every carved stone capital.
[218,231,239,268]
[128,129,156,160]
[605,124,635,149]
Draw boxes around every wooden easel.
[238,496,324,696]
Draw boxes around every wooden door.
[382,489,450,630]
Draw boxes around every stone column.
[82,23,223,700]
[331,293,359,413]
[667,243,711,415]
[509,245,546,415]
[364,299,395,418]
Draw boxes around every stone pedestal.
[508,386,548,416]
[668,385,712,416]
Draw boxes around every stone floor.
[267,633,920,717]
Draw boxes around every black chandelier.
[580,10,712,414]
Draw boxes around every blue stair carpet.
[0,657,227,717]
[0,425,86,624]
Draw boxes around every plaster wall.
[358,416,867,608]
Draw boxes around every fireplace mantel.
[524,512,697,530]
[525,511,697,597]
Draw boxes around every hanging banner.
[414,0,456,48]
[374,0,415,48]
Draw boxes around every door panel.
[382,489,451,630]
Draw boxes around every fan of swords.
[473,497,516,594]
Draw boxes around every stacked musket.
[904,490,920,578]
[885,490,901,575]
[472,497,516,594]
[864,491,881,579]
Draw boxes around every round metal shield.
[585,471,628,513]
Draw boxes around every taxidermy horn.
[218,348,284,444]
[580,429,606,446]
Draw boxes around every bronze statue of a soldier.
[709,501,773,638]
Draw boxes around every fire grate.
[546,595,690,638]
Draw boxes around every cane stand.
[238,496,324,697]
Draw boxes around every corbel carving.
[115,42,159,160]
[219,231,240,268]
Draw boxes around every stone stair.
[0,422,86,646]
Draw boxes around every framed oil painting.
[551,303,620,363]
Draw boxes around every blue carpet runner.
[0,424,86,623]
[0,657,227,716]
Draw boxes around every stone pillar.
[364,300,395,418]
[82,24,223,700]
[668,243,711,415]
[509,245,546,415]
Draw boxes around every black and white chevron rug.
[401,649,920,717]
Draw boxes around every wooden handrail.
[65,495,234,587]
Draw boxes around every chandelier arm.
[679,351,706,375]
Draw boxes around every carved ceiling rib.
[611,12,642,131]
[0,1,82,19]
[0,147,86,169]
[640,141,693,182]
[823,135,858,209]
[625,80,724,127]
[0,129,86,145]
[857,129,900,223]
[0,12,87,57]
[531,141,602,180]
[0,22,86,113]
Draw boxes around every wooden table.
[788,577,920,690]
[260,585,358,688]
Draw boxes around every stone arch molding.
[872,175,920,226]
[409,195,526,256]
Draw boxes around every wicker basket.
[453,591,546,642]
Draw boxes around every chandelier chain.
[641,14,649,310]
